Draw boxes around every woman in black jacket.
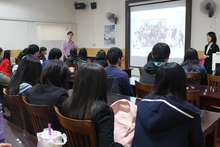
[203,32,219,74]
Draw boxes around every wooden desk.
[107,93,220,147]
[200,85,220,107]
[1,119,37,147]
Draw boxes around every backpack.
[111,99,137,147]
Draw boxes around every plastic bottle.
[0,103,5,140]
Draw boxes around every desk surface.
[1,119,37,147]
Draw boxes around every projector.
[74,3,86,9]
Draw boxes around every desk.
[1,119,37,147]
[107,92,220,147]
[200,85,220,107]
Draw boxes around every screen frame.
[125,0,192,68]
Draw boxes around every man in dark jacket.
[140,42,170,84]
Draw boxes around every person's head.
[0,48,3,56]
[70,48,77,57]
[7,55,42,95]
[28,44,39,56]
[62,63,107,120]
[107,47,122,66]
[207,32,217,43]
[67,31,73,40]
[40,60,69,88]
[96,50,107,60]
[147,51,153,62]
[183,48,199,63]
[39,47,47,55]
[152,62,186,101]
[48,48,62,60]
[152,42,170,62]
[3,50,11,60]
[79,48,87,60]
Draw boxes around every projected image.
[130,5,186,66]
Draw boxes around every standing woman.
[0,50,12,76]
[203,32,219,74]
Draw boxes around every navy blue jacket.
[132,94,205,147]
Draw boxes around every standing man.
[62,31,75,62]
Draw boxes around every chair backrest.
[54,106,97,147]
[207,74,220,87]
[22,97,53,136]
[3,89,28,131]
[135,81,153,98]
[107,77,121,94]
[187,89,200,108]
[139,68,142,77]
[185,72,201,86]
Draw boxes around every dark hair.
[48,48,62,60]
[107,47,122,65]
[147,51,153,62]
[152,62,186,101]
[40,60,69,88]
[40,47,47,53]
[67,31,73,35]
[62,63,107,120]
[152,42,170,62]
[181,48,199,72]
[28,44,39,55]
[0,48,2,53]
[3,50,11,61]
[207,32,217,43]
[17,48,28,59]
[96,50,107,60]
[70,48,77,57]
[79,48,87,61]
[7,55,42,95]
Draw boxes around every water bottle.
[0,103,5,140]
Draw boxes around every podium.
[212,52,220,74]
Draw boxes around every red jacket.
[0,59,10,76]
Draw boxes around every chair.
[187,89,200,108]
[135,81,153,98]
[22,97,53,136]
[207,74,220,87]
[3,89,28,131]
[54,106,97,147]
[139,68,142,77]
[107,77,121,94]
[185,72,201,86]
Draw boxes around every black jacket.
[204,43,219,74]
[140,60,165,84]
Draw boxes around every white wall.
[0,0,76,50]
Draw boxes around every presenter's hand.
[203,55,209,59]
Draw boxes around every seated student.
[66,48,77,63]
[140,42,170,84]
[93,50,108,68]
[0,50,12,76]
[62,63,123,147]
[37,47,47,62]
[105,47,133,96]
[76,48,87,67]
[7,55,42,100]
[42,48,62,68]
[29,60,69,128]
[132,62,205,147]
[0,48,3,63]
[181,48,207,84]
[27,44,39,57]
[17,48,28,62]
